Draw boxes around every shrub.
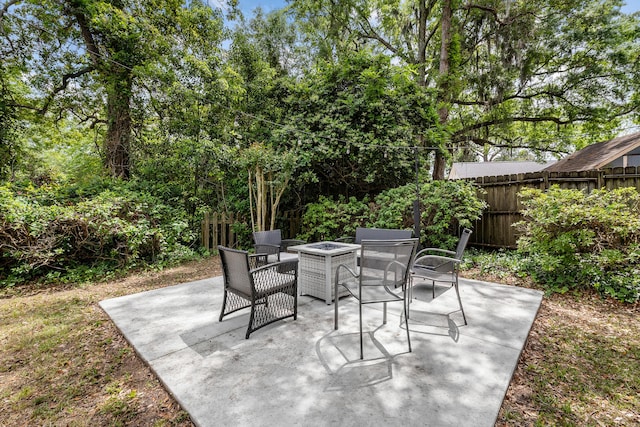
[0,184,196,287]
[298,195,370,241]
[515,185,640,302]
[300,180,487,249]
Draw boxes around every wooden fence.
[201,210,303,251]
[469,166,640,248]
[201,212,239,251]
[201,167,640,250]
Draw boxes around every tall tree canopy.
[290,0,640,178]
[0,0,225,179]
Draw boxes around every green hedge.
[0,184,196,287]
[300,180,487,249]
[516,185,640,302]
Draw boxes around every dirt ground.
[2,258,638,426]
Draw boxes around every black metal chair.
[410,228,472,325]
[252,229,305,263]
[334,238,418,359]
[218,246,298,339]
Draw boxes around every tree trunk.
[433,0,453,181]
[105,75,132,179]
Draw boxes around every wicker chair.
[252,229,305,263]
[334,238,418,359]
[410,228,472,325]
[218,246,298,339]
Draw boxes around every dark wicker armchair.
[218,246,298,339]
[252,229,305,263]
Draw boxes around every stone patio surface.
[99,276,543,427]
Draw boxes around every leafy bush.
[0,183,196,287]
[298,195,370,241]
[515,185,640,302]
[300,180,486,249]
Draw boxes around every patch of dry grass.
[490,286,640,426]
[1,256,639,426]
[0,257,220,426]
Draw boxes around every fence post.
[201,212,210,251]
[229,212,236,247]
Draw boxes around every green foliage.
[284,50,440,200]
[299,195,370,241]
[300,180,486,248]
[416,180,488,248]
[289,0,640,163]
[515,185,640,301]
[462,248,530,281]
[0,183,197,287]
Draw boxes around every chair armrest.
[382,259,409,288]
[281,239,306,250]
[335,262,358,280]
[414,247,456,259]
[249,253,268,269]
[250,259,298,293]
[414,254,460,264]
[412,254,460,274]
[335,236,355,243]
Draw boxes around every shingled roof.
[449,161,555,179]
[544,131,640,173]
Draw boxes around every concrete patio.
[99,276,543,427]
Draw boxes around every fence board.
[201,212,239,250]
[468,167,640,248]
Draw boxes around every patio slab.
[99,276,543,427]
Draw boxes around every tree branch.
[355,14,399,56]
[0,0,20,21]
[454,115,574,136]
[452,136,571,155]
[65,1,102,68]
[38,66,94,115]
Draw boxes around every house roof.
[448,161,555,179]
[543,131,640,173]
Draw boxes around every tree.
[242,142,300,231]
[0,0,225,179]
[290,0,640,178]
[283,50,439,200]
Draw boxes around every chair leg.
[359,299,364,359]
[454,276,467,325]
[219,290,228,322]
[383,302,387,324]
[246,302,256,339]
[407,278,412,319]
[334,282,339,330]
[403,294,412,353]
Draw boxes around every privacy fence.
[470,166,640,248]
[202,167,640,251]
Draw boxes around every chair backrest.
[253,230,282,247]
[218,246,253,296]
[354,227,413,244]
[360,239,418,288]
[454,229,473,260]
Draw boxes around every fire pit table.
[287,242,361,304]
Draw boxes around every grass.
[463,250,640,426]
[1,252,639,425]
[0,258,221,426]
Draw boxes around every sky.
[230,0,640,15]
